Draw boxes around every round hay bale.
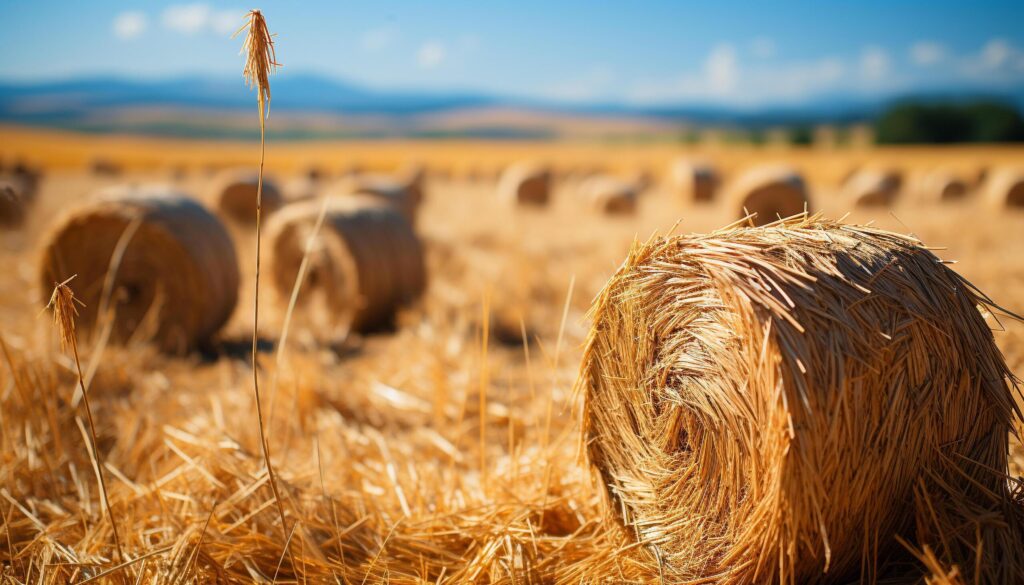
[579,176,638,215]
[725,165,810,225]
[330,174,418,222]
[843,167,902,207]
[918,170,968,202]
[0,177,30,228]
[283,175,320,203]
[671,159,718,202]
[89,158,121,177]
[266,196,425,333]
[984,167,1024,208]
[579,218,1023,583]
[498,163,551,207]
[400,163,427,206]
[39,186,239,353]
[301,164,326,182]
[210,169,284,224]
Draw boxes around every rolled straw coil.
[498,162,551,206]
[725,164,810,225]
[671,159,718,202]
[211,169,284,224]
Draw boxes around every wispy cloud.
[910,41,946,66]
[113,11,147,41]
[361,26,398,52]
[417,41,446,68]
[859,46,891,81]
[161,4,243,37]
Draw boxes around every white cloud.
[417,41,446,68]
[361,26,398,52]
[750,37,776,59]
[543,66,614,102]
[705,43,738,94]
[860,46,890,80]
[981,38,1012,69]
[910,41,945,66]
[113,11,147,40]
[161,4,243,36]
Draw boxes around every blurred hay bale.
[266,196,426,333]
[579,176,638,215]
[985,167,1024,208]
[89,157,122,177]
[579,217,1024,583]
[918,170,968,202]
[843,167,902,207]
[39,185,239,353]
[724,164,810,225]
[330,173,420,222]
[498,162,551,207]
[0,177,30,228]
[301,164,326,181]
[670,159,718,202]
[284,175,320,203]
[210,169,284,224]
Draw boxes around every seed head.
[47,277,84,352]
[236,10,279,114]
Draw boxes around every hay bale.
[0,177,30,228]
[671,159,718,202]
[210,169,284,224]
[330,174,419,222]
[918,170,968,202]
[39,186,239,353]
[400,163,427,206]
[843,167,902,207]
[89,158,121,176]
[579,217,1023,583]
[283,176,320,203]
[579,176,638,215]
[266,196,425,333]
[984,167,1024,208]
[498,163,551,207]
[725,164,810,225]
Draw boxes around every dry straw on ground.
[985,167,1024,208]
[498,162,552,206]
[671,158,718,202]
[843,167,902,207]
[578,215,1024,583]
[210,168,284,224]
[267,196,426,334]
[724,164,810,226]
[39,186,240,353]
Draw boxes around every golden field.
[1,124,1024,583]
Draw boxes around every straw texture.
[725,164,810,225]
[267,196,426,333]
[39,186,240,353]
[579,216,1024,583]
[498,162,551,206]
[211,168,284,224]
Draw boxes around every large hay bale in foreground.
[579,218,1023,583]
[579,176,638,215]
[266,196,425,333]
[985,167,1024,208]
[843,167,902,207]
[330,174,419,222]
[725,165,810,225]
[498,163,551,207]
[211,169,284,224]
[40,187,239,353]
[671,159,718,202]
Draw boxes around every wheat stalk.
[46,277,125,563]
[235,8,290,553]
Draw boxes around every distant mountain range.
[2,73,1022,140]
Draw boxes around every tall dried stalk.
[235,8,289,545]
[47,278,124,563]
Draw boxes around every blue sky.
[1,1,1023,106]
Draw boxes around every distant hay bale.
[0,178,30,227]
[283,175,319,203]
[579,176,638,215]
[498,163,551,207]
[400,163,427,206]
[89,158,121,176]
[301,164,326,181]
[330,174,419,222]
[211,169,284,224]
[984,167,1024,208]
[918,170,968,202]
[579,217,1024,583]
[670,159,718,202]
[843,167,902,207]
[266,196,426,333]
[39,186,239,353]
[724,164,810,225]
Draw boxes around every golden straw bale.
[330,174,419,222]
[399,162,427,206]
[917,170,968,202]
[579,217,1024,584]
[266,196,426,333]
[724,164,810,225]
[0,177,31,227]
[89,157,121,177]
[210,169,284,224]
[671,159,718,202]
[984,167,1024,208]
[579,176,638,215]
[843,167,902,207]
[39,186,239,353]
[498,162,551,206]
